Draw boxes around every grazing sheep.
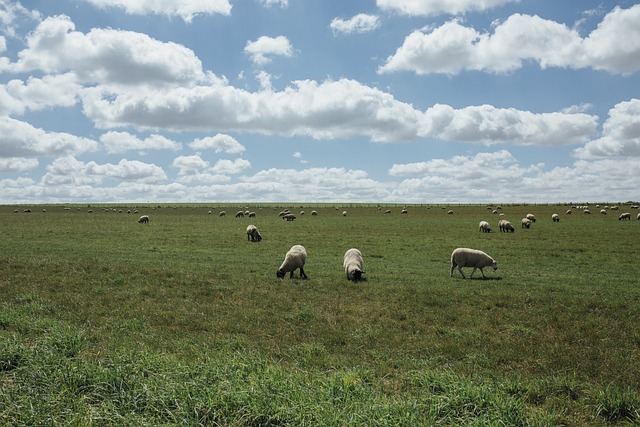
[600,209,607,215]
[277,245,308,279]
[566,209,572,215]
[583,209,591,214]
[498,219,515,233]
[637,212,640,220]
[219,211,226,217]
[282,213,296,221]
[342,211,347,217]
[138,215,149,224]
[450,248,497,279]
[526,214,536,222]
[343,248,365,281]
[552,213,560,222]
[246,224,262,242]
[447,210,454,215]
[248,212,256,218]
[619,212,631,220]
[385,210,391,214]
[401,209,408,214]
[311,210,318,216]
[479,220,492,233]
[235,211,244,218]
[521,218,532,229]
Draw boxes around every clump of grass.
[595,387,640,423]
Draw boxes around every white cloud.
[330,14,380,35]
[100,131,182,153]
[212,158,251,174]
[172,155,210,175]
[0,73,81,115]
[0,117,98,158]
[81,76,596,146]
[421,104,597,146]
[244,35,294,66]
[81,0,232,23]
[189,134,246,154]
[574,99,640,159]
[379,5,640,75]
[0,157,39,172]
[42,156,167,186]
[10,15,204,86]
[0,1,40,37]
[259,0,288,8]
[376,0,518,17]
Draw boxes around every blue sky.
[1,0,639,204]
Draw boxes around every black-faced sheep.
[521,218,532,229]
[526,214,536,222]
[637,213,640,220]
[499,219,515,232]
[219,211,226,217]
[246,224,262,242]
[343,248,365,282]
[619,212,631,220]
[479,221,492,233]
[450,248,497,279]
[235,211,244,218]
[311,210,318,216]
[282,213,296,221]
[277,245,308,279]
[552,213,560,222]
[138,215,149,224]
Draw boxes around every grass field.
[1,203,639,425]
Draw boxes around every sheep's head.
[276,269,285,278]
[491,260,498,271]
[351,269,364,281]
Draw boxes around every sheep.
[450,248,497,279]
[479,220,492,233]
[447,210,454,215]
[311,210,318,216]
[246,224,262,242]
[235,211,244,218]
[552,213,560,222]
[342,211,347,217]
[566,209,572,215]
[138,215,149,224]
[282,213,296,221]
[384,210,391,214]
[583,209,591,214]
[277,245,308,279]
[619,212,631,220]
[526,214,536,222]
[219,211,226,217]
[248,212,256,218]
[401,209,408,214]
[521,218,532,229]
[637,212,640,220]
[498,219,515,232]
[600,209,607,215]
[343,248,365,282]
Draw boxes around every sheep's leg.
[457,265,466,279]
[299,267,308,279]
[470,267,477,278]
[289,271,294,278]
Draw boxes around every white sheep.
[246,224,262,242]
[282,213,296,221]
[521,218,532,229]
[311,210,318,216]
[138,215,149,224]
[479,220,492,233]
[450,248,497,279]
[277,245,308,279]
[235,211,244,218]
[498,219,515,232]
[343,248,365,281]
[619,212,631,220]
[637,213,640,220]
[526,214,536,222]
[566,209,572,215]
[600,209,607,215]
[342,211,347,217]
[219,211,226,217]
[552,213,560,222]
[248,212,256,218]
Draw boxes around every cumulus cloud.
[189,134,245,154]
[0,117,98,158]
[244,35,294,66]
[379,5,640,75]
[376,0,518,17]
[10,15,204,86]
[574,99,640,159]
[0,73,81,115]
[81,0,232,22]
[0,157,39,172]
[330,14,380,35]
[100,131,182,153]
[172,155,209,175]
[81,76,596,146]
[0,1,40,37]
[212,158,251,174]
[42,156,167,186]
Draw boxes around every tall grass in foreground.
[1,203,639,425]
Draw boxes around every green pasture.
[1,203,639,425]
